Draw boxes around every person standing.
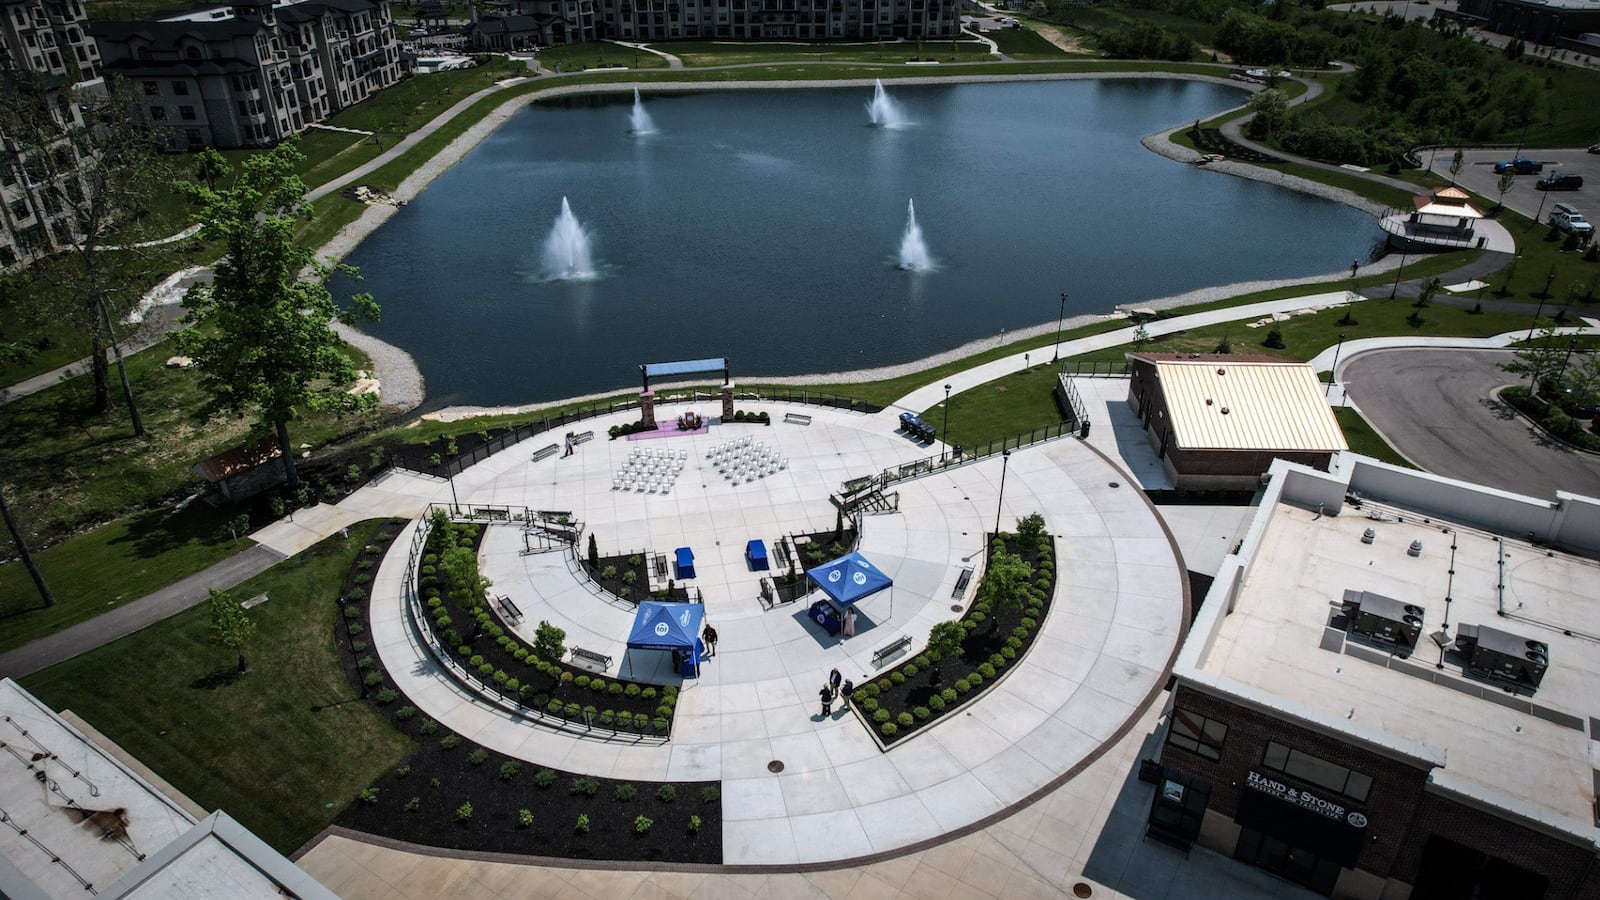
[828,667,842,695]
[843,607,857,638]
[819,683,834,717]
[702,623,718,658]
[840,679,855,703]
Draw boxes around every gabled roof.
[194,437,282,482]
[1130,353,1348,453]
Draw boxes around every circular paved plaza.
[368,401,1187,866]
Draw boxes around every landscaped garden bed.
[768,521,860,603]
[580,535,690,603]
[416,511,680,734]
[850,513,1055,746]
[332,518,721,862]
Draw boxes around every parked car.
[1537,173,1584,191]
[1493,157,1544,174]
[1549,203,1594,237]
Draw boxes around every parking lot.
[1424,148,1600,225]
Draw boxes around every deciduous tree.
[207,588,256,673]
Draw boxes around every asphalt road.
[1424,149,1600,225]
[1342,348,1600,500]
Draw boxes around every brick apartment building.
[90,0,402,150]
[1152,454,1600,898]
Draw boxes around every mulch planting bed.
[851,515,1056,746]
[332,516,721,862]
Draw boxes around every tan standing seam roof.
[1154,360,1348,452]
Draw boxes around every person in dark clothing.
[702,624,718,658]
[828,667,842,694]
[819,684,834,717]
[840,678,855,702]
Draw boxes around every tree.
[176,141,379,488]
[1245,88,1290,140]
[0,71,174,432]
[979,548,1033,613]
[533,620,567,662]
[207,588,256,673]
[193,148,227,191]
[925,620,966,684]
[1448,149,1464,185]
[1413,277,1441,308]
[1500,325,1566,394]
[0,484,54,608]
[1495,170,1516,211]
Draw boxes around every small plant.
[375,687,398,705]
[429,777,441,789]
[701,786,719,804]
[456,801,473,821]
[615,784,637,801]
[518,808,534,828]
[575,813,590,834]
[499,761,522,781]
[601,565,618,579]
[439,734,461,750]
[625,683,642,697]
[363,671,384,687]
[404,796,421,812]
[534,768,557,789]
[689,814,702,834]
[914,706,932,720]
[570,776,599,796]
[395,765,411,778]
[656,784,677,803]
[634,815,655,834]
[419,718,439,735]
[929,696,946,712]
[873,708,890,722]
[881,721,898,737]
[359,787,380,805]
[897,711,915,727]
[467,748,488,765]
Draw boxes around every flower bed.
[333,526,720,863]
[850,514,1056,746]
[417,512,679,735]
[579,538,690,603]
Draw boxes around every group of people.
[819,667,854,717]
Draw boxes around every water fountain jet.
[866,79,908,129]
[542,197,596,281]
[629,89,656,135]
[897,198,932,272]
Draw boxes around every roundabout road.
[1342,348,1600,500]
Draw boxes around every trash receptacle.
[1079,420,1091,439]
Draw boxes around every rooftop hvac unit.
[1454,623,1549,691]
[1341,589,1424,652]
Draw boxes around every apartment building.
[90,0,402,150]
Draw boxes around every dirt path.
[1030,23,1092,54]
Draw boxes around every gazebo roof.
[1412,187,1484,219]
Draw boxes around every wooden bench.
[951,567,974,599]
[531,443,561,462]
[569,646,611,673]
[494,594,524,625]
[872,635,913,668]
[783,412,812,425]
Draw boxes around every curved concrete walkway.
[367,401,1186,867]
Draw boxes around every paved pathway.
[367,402,1186,866]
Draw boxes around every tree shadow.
[190,667,242,690]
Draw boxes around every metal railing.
[846,419,1082,494]
[401,515,667,744]
[1055,374,1089,430]
[1060,360,1131,378]
[1378,208,1487,249]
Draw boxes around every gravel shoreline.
[323,69,1394,420]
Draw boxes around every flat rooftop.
[1195,498,1600,836]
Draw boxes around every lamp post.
[1532,185,1553,231]
[942,384,951,463]
[1024,352,1030,370]
[1540,265,1557,302]
[1325,333,1346,399]
[1052,292,1066,362]
[994,449,1011,538]
[1388,246,1409,300]
[1527,294,1547,340]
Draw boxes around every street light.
[1541,266,1557,302]
[994,449,1011,538]
[1388,246,1409,300]
[1325,333,1346,399]
[1052,292,1067,363]
[942,383,951,463]
[1527,294,1547,340]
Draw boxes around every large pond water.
[339,79,1382,409]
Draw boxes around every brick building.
[1453,0,1600,44]
[1126,352,1348,492]
[1153,454,1600,898]
[90,0,402,150]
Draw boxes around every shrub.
[641,687,657,700]
[500,761,521,781]
[656,705,674,720]
[575,813,590,834]
[635,815,654,834]
[440,734,461,750]
[608,682,625,695]
[419,718,439,735]
[701,787,719,804]
[492,669,509,685]
[356,654,374,670]
[876,680,892,693]
[347,587,366,601]
[914,706,931,720]
[429,778,440,789]
[861,698,878,712]
[570,776,599,796]
[601,565,618,579]
[404,796,421,812]
[351,640,368,652]
[689,814,703,834]
[656,784,677,803]
[560,671,574,684]
[881,722,898,737]
[623,571,638,585]
[929,696,946,712]
[954,677,972,694]
[359,787,380,805]
[395,765,411,778]
[940,688,958,703]
[505,677,520,693]
[478,663,495,678]
[564,702,582,718]
[652,717,668,732]
[456,801,473,821]
[625,684,642,697]
[890,671,906,685]
[574,675,591,689]
[978,662,997,679]
[1020,617,1037,630]
[546,699,564,715]
[375,687,398,705]
[535,768,557,789]
[1005,636,1024,651]
[614,784,637,801]
[363,671,384,687]
[1011,626,1029,640]
[513,648,529,662]
[897,711,915,727]
[468,654,485,669]
[1002,645,1017,660]
[873,708,891,722]
[903,664,919,678]
[518,808,534,828]
[967,671,984,688]
[590,679,607,693]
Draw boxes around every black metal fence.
[851,419,1082,494]
[1060,360,1131,378]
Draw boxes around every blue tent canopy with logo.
[807,551,894,617]
[625,601,705,677]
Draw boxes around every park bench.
[872,634,913,668]
[783,412,812,426]
[531,443,561,461]
[570,430,595,445]
[951,567,974,599]
[493,594,524,625]
[569,646,612,673]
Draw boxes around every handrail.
[844,419,1080,495]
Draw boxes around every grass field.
[662,39,994,66]
[21,520,412,854]
[1333,406,1414,469]
[539,41,669,71]
[985,26,1073,59]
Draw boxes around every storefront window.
[1263,741,1371,802]
[1166,707,1227,761]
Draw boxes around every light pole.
[1325,333,1346,399]
[1526,295,1547,341]
[1388,247,1409,299]
[1052,292,1067,362]
[1540,265,1556,301]
[994,449,1011,538]
[1532,185,1552,230]
[942,384,951,463]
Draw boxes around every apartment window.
[1262,741,1372,803]
[173,80,189,95]
[9,199,30,221]
[142,80,159,95]
[179,105,195,120]
[149,105,166,120]
[1166,708,1227,760]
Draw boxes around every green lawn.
[538,41,669,71]
[1333,407,1413,469]
[21,520,412,854]
[986,26,1074,60]
[1486,208,1600,306]
[661,39,993,66]
[0,503,247,652]
[917,364,1064,449]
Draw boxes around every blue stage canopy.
[626,601,705,652]
[641,358,729,391]
[806,552,893,607]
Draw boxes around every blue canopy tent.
[806,552,894,634]
[625,601,705,678]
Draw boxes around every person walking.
[562,432,575,458]
[702,623,718,658]
[819,683,834,717]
